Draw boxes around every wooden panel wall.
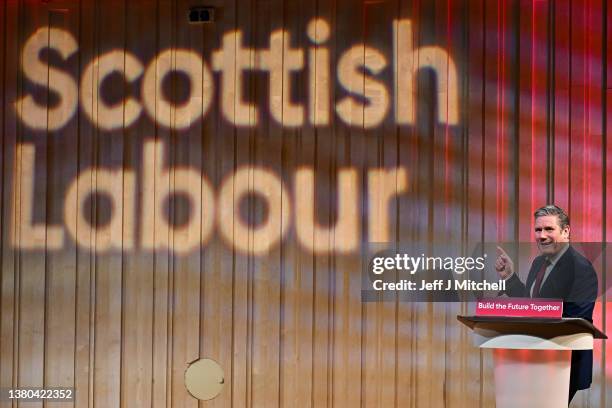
[0,0,610,407]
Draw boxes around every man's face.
[534,215,570,256]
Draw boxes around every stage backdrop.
[1,0,610,407]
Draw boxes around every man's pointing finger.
[497,246,510,259]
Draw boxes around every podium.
[458,316,607,408]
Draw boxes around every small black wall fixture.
[189,7,215,24]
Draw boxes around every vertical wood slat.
[0,1,6,402]
[603,86,612,408]
[362,1,396,407]
[395,1,419,407]
[251,1,283,406]
[583,0,604,243]
[200,0,236,407]
[603,0,611,375]
[461,0,487,406]
[91,0,125,406]
[278,1,315,407]
[121,1,156,408]
[516,0,547,242]
[578,3,605,405]
[437,1,471,405]
[552,0,571,209]
[309,1,336,407]
[0,2,17,408]
[569,0,593,242]
[481,1,510,404]
[73,0,96,407]
[333,1,364,407]
[0,11,4,389]
[169,3,202,408]
[232,1,256,407]
[568,0,588,243]
[17,5,49,408]
[44,8,78,408]
[148,2,170,408]
[531,0,548,209]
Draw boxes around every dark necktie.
[532,259,551,297]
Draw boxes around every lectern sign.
[476,299,563,319]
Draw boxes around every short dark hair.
[534,205,570,229]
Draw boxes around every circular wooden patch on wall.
[184,358,224,400]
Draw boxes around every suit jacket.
[504,245,598,390]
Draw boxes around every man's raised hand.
[495,246,514,279]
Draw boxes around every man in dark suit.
[495,205,598,405]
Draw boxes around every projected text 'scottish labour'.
[15,19,458,131]
[10,17,459,255]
